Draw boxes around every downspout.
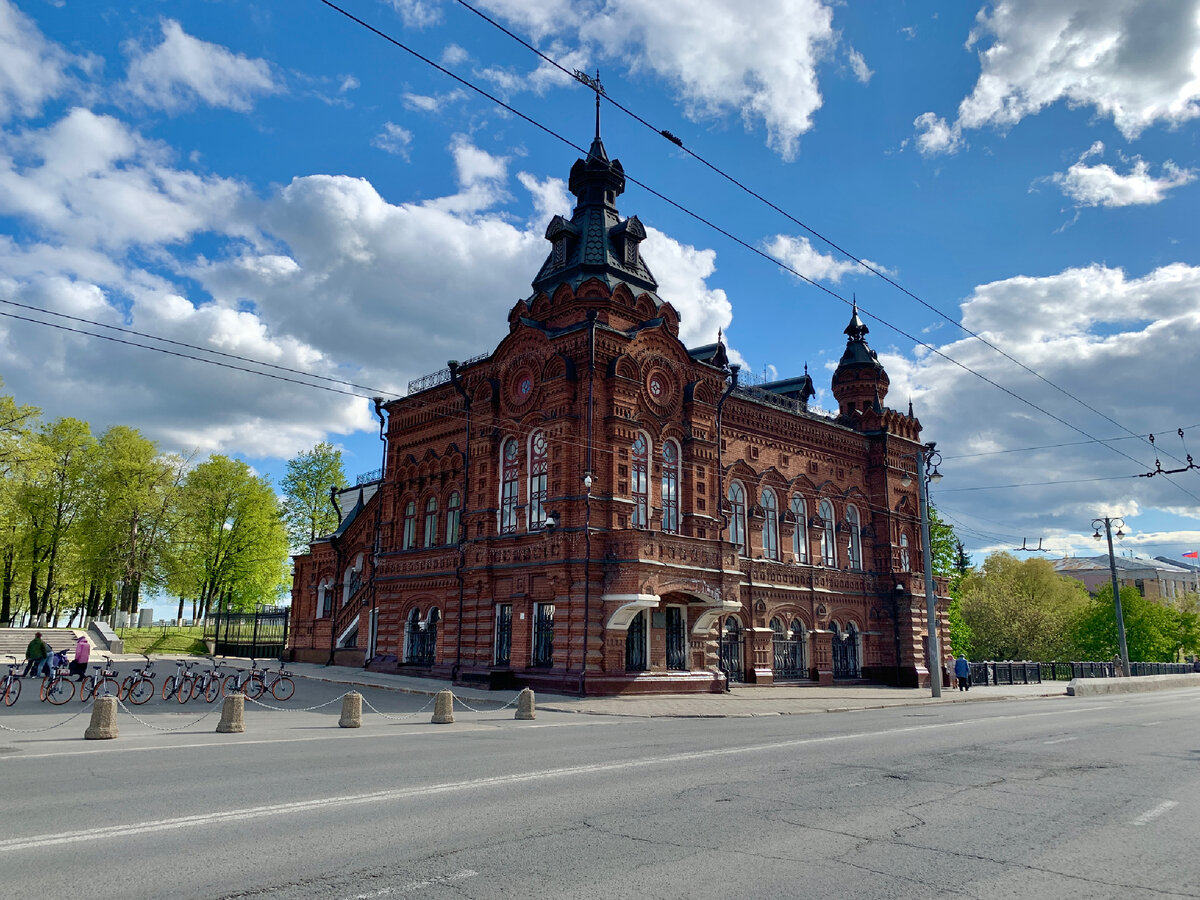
[713,363,739,691]
[366,396,387,668]
[326,482,343,667]
[578,310,597,696]
[448,360,471,683]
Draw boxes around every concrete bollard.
[84,695,119,740]
[339,692,363,728]
[515,687,536,720]
[216,693,245,733]
[431,689,454,724]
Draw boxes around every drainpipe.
[578,310,598,697]
[448,360,471,683]
[713,364,739,691]
[366,396,387,669]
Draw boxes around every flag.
[1184,551,1199,559]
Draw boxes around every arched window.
[499,437,519,533]
[728,481,747,555]
[790,494,808,563]
[423,496,438,548]
[900,533,911,571]
[761,488,779,560]
[445,491,461,545]
[631,432,649,528]
[819,499,837,567]
[528,430,548,528]
[846,504,862,570]
[317,577,334,618]
[342,553,363,606]
[661,440,680,534]
[404,608,421,662]
[402,500,416,550]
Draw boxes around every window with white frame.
[728,481,747,555]
[631,432,649,528]
[499,437,519,533]
[791,494,808,563]
[761,488,779,560]
[819,499,837,567]
[446,491,461,545]
[317,577,334,618]
[900,533,911,571]
[661,440,680,534]
[528,430,548,528]
[402,501,416,550]
[423,496,438,548]
[846,503,862,569]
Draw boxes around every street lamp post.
[1092,516,1131,676]
[903,442,943,698]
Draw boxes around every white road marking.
[1130,800,1177,826]
[0,704,1114,854]
[346,870,478,898]
[1043,736,1076,744]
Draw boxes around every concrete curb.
[1067,672,1200,696]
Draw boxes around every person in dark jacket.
[954,654,971,691]
[24,632,48,677]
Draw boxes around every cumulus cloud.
[642,226,732,347]
[914,0,1200,154]
[889,262,1200,542]
[402,89,468,113]
[1048,142,1196,207]
[912,112,963,157]
[765,235,888,284]
[123,19,281,113]
[0,0,79,122]
[475,0,841,159]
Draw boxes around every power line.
[315,0,1200,508]
[446,0,1192,474]
[942,424,1200,460]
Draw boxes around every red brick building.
[288,132,948,694]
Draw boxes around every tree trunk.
[0,542,14,626]
[176,595,185,626]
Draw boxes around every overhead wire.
[313,0,1200,508]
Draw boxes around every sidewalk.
[283,660,1067,718]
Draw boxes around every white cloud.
[1048,142,1196,207]
[441,44,469,66]
[402,89,468,113]
[889,262,1200,539]
[642,227,732,348]
[123,19,281,113]
[339,75,359,93]
[765,234,887,284]
[847,48,872,84]
[385,0,443,29]
[515,172,571,225]
[914,0,1200,153]
[0,0,77,122]
[371,122,413,159]
[912,112,964,157]
[476,0,841,159]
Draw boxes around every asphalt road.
[3,675,1199,899]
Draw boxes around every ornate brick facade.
[288,133,949,694]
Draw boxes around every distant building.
[287,130,949,694]
[1054,556,1198,602]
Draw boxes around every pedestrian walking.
[954,654,971,692]
[69,634,91,680]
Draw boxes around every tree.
[1069,585,1200,662]
[0,388,39,625]
[958,553,1090,660]
[280,441,347,552]
[167,455,289,620]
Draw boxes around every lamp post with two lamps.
[1092,516,1131,676]
[902,442,943,698]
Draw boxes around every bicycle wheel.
[270,676,295,702]
[3,678,20,706]
[48,677,75,705]
[245,675,265,700]
[99,677,120,698]
[161,675,177,700]
[222,673,242,697]
[121,675,136,698]
[128,677,154,705]
[204,675,222,703]
[39,676,49,701]
[176,677,193,704]
[80,678,95,702]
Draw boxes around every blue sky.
[1,0,1199,564]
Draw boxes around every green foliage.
[946,593,974,657]
[926,506,957,580]
[958,552,1090,660]
[118,626,208,656]
[280,441,347,551]
[1068,584,1200,662]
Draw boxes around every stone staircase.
[0,627,88,664]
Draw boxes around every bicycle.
[80,657,121,702]
[40,663,75,704]
[121,654,157,705]
[174,660,200,704]
[2,655,22,706]
[258,661,296,701]
[188,657,226,704]
[222,659,265,699]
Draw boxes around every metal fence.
[965,660,1193,686]
[205,606,289,660]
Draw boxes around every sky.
[0,0,1198,566]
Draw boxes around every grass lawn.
[119,626,209,656]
